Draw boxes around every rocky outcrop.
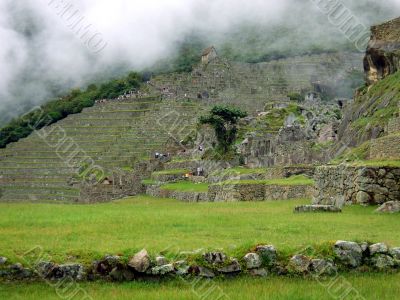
[364,17,400,85]
[376,201,400,213]
[313,165,400,206]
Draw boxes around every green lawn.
[152,169,189,175]
[160,181,209,192]
[0,196,399,264]
[1,273,399,300]
[216,175,314,186]
[211,166,267,176]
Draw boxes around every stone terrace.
[0,97,206,203]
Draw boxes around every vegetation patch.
[160,181,209,193]
[211,167,267,176]
[152,169,190,176]
[215,175,314,186]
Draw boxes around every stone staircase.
[0,97,206,203]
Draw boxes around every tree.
[199,105,247,153]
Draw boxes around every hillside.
[0,49,363,203]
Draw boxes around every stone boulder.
[198,266,215,278]
[389,248,400,260]
[294,205,342,213]
[109,267,135,282]
[256,245,277,266]
[243,253,262,269]
[37,262,85,281]
[334,241,363,268]
[156,256,168,267]
[128,249,151,273]
[289,255,311,273]
[249,268,268,277]
[369,243,388,256]
[0,257,7,265]
[371,255,395,270]
[310,259,337,276]
[150,264,174,275]
[94,255,121,275]
[217,259,241,274]
[203,252,227,265]
[174,260,190,275]
[376,201,400,213]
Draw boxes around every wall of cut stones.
[146,185,208,202]
[313,165,400,206]
[370,135,400,160]
[209,183,314,202]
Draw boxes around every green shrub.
[199,105,247,154]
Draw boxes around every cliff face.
[334,17,400,155]
[364,17,400,85]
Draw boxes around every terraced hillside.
[0,96,205,203]
[149,52,363,112]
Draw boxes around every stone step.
[1,186,80,196]
[0,193,80,203]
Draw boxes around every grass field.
[160,181,209,192]
[216,175,314,186]
[1,273,399,300]
[0,196,399,264]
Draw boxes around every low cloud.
[0,0,399,125]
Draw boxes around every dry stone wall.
[208,183,314,202]
[1,241,399,282]
[313,165,400,206]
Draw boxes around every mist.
[1,0,399,126]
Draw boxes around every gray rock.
[0,257,7,265]
[371,255,395,270]
[57,264,85,281]
[156,256,168,266]
[198,266,215,278]
[360,242,369,253]
[36,261,56,278]
[243,253,262,269]
[334,241,363,268]
[310,259,337,276]
[174,260,190,275]
[356,191,371,204]
[204,252,227,265]
[9,263,23,271]
[218,259,241,273]
[151,264,174,275]
[249,268,268,277]
[376,201,400,213]
[369,243,388,256]
[289,255,311,273]
[256,245,277,266]
[109,267,135,282]
[95,255,121,275]
[389,247,400,260]
[294,205,342,213]
[128,249,150,273]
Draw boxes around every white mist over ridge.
[0,0,399,125]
